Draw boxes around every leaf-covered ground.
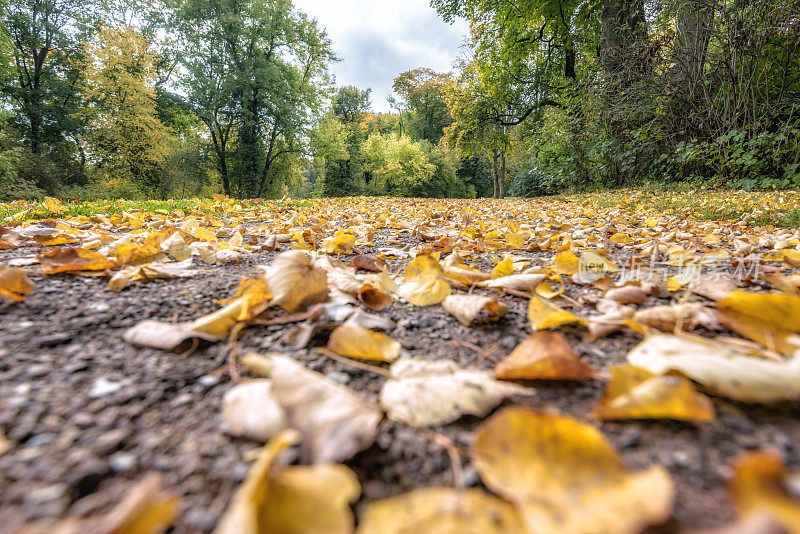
[2,191,800,533]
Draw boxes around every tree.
[78,24,171,195]
[391,68,452,144]
[331,85,371,124]
[173,0,334,198]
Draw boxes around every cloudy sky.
[293,0,469,113]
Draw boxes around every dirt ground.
[2,229,800,533]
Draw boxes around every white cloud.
[293,0,468,113]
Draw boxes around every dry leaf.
[592,365,715,421]
[380,357,534,427]
[495,332,593,380]
[123,320,223,351]
[101,472,180,534]
[358,285,391,311]
[491,256,515,278]
[263,251,328,313]
[327,325,401,362]
[442,294,509,326]
[350,254,388,272]
[718,291,800,356]
[39,247,117,274]
[729,452,800,532]
[268,354,382,463]
[0,266,34,302]
[605,285,647,305]
[222,380,288,442]
[472,407,674,534]
[357,487,525,534]
[528,294,585,330]
[552,250,580,275]
[397,255,452,306]
[627,333,800,402]
[481,273,546,292]
[632,302,717,332]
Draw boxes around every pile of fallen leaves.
[3,191,800,533]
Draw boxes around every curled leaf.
[442,294,509,326]
[222,380,288,442]
[628,333,800,402]
[481,273,546,292]
[264,251,328,313]
[730,452,800,532]
[350,254,388,272]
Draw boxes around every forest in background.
[0,0,798,201]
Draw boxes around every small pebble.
[109,451,137,473]
[89,377,124,399]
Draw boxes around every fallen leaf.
[553,250,580,275]
[397,255,452,306]
[627,333,800,402]
[472,407,674,534]
[491,256,515,278]
[358,285,391,311]
[632,303,717,332]
[101,472,180,534]
[350,254,388,272]
[592,365,715,421]
[605,285,647,305]
[528,294,585,330]
[441,294,509,326]
[481,273,546,292]
[380,357,533,427]
[263,251,328,313]
[729,452,800,532]
[495,332,593,380]
[222,380,288,442]
[268,354,382,463]
[39,247,117,274]
[0,266,34,302]
[327,325,401,362]
[718,291,800,355]
[357,487,525,534]
[123,320,223,351]
[323,232,356,254]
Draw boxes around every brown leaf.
[495,332,594,380]
[442,294,509,326]
[0,266,34,302]
[350,254,388,272]
[39,247,117,274]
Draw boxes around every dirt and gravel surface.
[2,231,800,533]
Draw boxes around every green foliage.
[331,86,372,123]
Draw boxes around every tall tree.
[391,68,452,144]
[173,0,334,198]
[78,24,171,195]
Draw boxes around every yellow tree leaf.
[495,332,593,380]
[528,294,584,330]
[472,407,674,534]
[39,247,117,274]
[357,487,525,534]
[0,266,34,302]
[718,291,800,355]
[327,325,401,362]
[323,232,356,254]
[491,256,515,279]
[592,365,715,421]
[397,255,452,306]
[730,452,800,532]
[101,473,180,534]
[552,250,580,275]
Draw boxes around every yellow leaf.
[358,487,525,534]
[552,250,580,275]
[102,473,180,534]
[193,227,217,242]
[323,232,356,254]
[505,232,525,249]
[263,251,328,313]
[43,197,64,214]
[327,325,401,362]
[592,365,715,421]
[444,264,490,285]
[718,291,800,356]
[0,266,34,302]
[528,294,584,330]
[491,256,515,279]
[535,276,564,299]
[228,231,244,248]
[610,233,633,244]
[397,255,452,306]
[495,332,593,380]
[472,407,674,534]
[730,452,800,532]
[191,279,272,337]
[39,247,117,274]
